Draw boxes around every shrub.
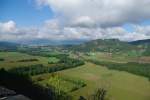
[89,88,107,100]
[0,58,4,61]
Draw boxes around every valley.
[0,39,150,100]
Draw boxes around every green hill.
[70,39,137,53]
[0,41,20,51]
[129,39,150,56]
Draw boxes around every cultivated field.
[58,62,150,100]
[83,52,150,63]
[0,52,54,69]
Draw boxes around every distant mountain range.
[17,39,87,46]
[0,41,20,51]
[129,39,150,45]
[69,39,137,52]
[1,38,149,46]
[0,39,150,55]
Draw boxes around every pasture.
[84,52,150,63]
[33,74,86,93]
[58,63,150,100]
[0,52,56,69]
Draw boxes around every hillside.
[130,39,150,56]
[70,39,137,53]
[129,39,150,45]
[17,39,86,46]
[0,41,20,51]
[1,39,150,55]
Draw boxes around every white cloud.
[134,25,150,36]
[37,20,150,41]
[0,20,150,42]
[0,20,17,33]
[0,21,38,41]
[71,16,96,27]
[36,0,150,27]
[34,0,150,41]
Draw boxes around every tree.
[89,88,107,100]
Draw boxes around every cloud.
[134,25,150,36]
[0,20,17,33]
[36,0,150,27]
[0,20,150,42]
[34,0,150,41]
[71,16,96,28]
[40,20,150,41]
[0,21,38,41]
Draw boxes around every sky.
[0,0,150,42]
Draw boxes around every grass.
[84,52,150,63]
[0,52,50,69]
[84,52,132,63]
[48,57,60,64]
[33,74,86,93]
[58,62,150,100]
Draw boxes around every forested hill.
[0,41,20,51]
[1,39,150,55]
[129,39,150,45]
[129,39,150,56]
[69,39,137,52]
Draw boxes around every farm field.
[0,51,85,100]
[0,52,56,69]
[0,51,150,100]
[58,62,150,100]
[83,52,150,63]
[32,74,86,94]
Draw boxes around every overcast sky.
[0,0,150,42]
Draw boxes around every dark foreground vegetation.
[0,68,72,100]
[89,60,150,80]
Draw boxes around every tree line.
[89,60,150,80]
[17,58,38,62]
[9,57,84,76]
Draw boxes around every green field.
[0,52,56,69]
[58,63,150,100]
[83,52,150,63]
[33,74,86,93]
[0,51,150,100]
[48,57,60,64]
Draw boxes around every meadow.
[33,74,86,94]
[58,62,150,100]
[83,52,150,63]
[0,52,59,69]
